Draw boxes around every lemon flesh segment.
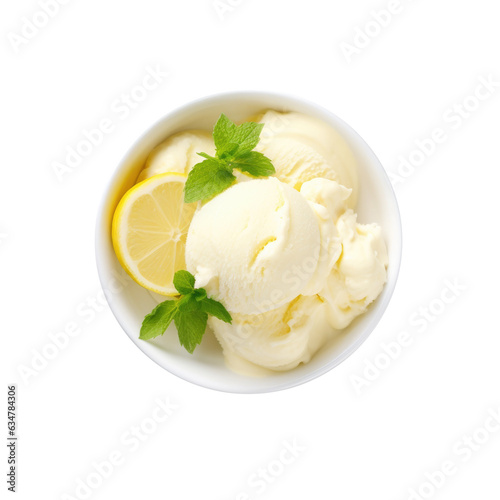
[112,173,197,295]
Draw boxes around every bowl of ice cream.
[96,91,402,393]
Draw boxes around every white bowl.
[95,91,402,393]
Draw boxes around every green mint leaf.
[177,293,201,313]
[140,300,178,340]
[201,298,232,324]
[193,288,207,301]
[213,113,237,154]
[185,114,274,203]
[174,310,208,354]
[197,152,213,160]
[231,151,276,177]
[139,267,232,353]
[218,142,239,160]
[184,158,236,203]
[213,115,263,157]
[230,122,264,156]
[173,270,195,295]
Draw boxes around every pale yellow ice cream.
[323,213,388,329]
[185,176,387,372]
[185,177,338,315]
[255,110,359,207]
[209,295,332,372]
[137,130,215,182]
[301,178,388,330]
[141,111,388,374]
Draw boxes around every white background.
[2,0,500,498]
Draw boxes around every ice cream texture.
[141,110,388,373]
[255,110,359,207]
[137,130,215,182]
[185,177,339,315]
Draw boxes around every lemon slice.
[112,172,197,295]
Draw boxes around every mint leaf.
[174,310,208,354]
[231,151,276,177]
[177,293,201,312]
[173,270,195,295]
[185,114,275,203]
[197,152,214,160]
[139,271,232,353]
[201,298,232,324]
[230,122,264,155]
[193,288,207,301]
[214,115,264,156]
[140,300,178,340]
[218,142,239,160]
[184,158,236,203]
[213,114,237,154]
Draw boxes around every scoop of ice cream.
[141,112,388,374]
[297,180,344,296]
[137,130,215,182]
[321,211,388,329]
[254,110,359,206]
[300,177,352,223]
[209,295,332,372]
[185,178,326,315]
[300,177,388,329]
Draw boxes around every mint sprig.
[140,270,231,353]
[184,114,275,203]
